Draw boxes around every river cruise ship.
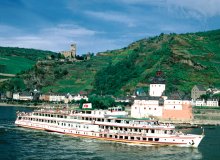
[15,107,204,147]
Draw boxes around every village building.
[195,99,206,106]
[12,93,20,100]
[206,99,219,107]
[194,99,219,107]
[39,93,88,103]
[12,92,33,101]
[39,94,65,102]
[131,71,193,120]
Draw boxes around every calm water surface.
[0,106,220,160]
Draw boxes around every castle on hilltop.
[60,44,76,59]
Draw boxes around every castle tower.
[149,71,166,97]
[70,43,76,58]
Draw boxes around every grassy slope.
[41,30,220,94]
[1,29,220,95]
[41,52,125,93]
[0,47,56,74]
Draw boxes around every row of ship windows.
[33,113,68,119]
[101,134,160,141]
[20,117,172,134]
[33,113,155,126]
[101,134,185,143]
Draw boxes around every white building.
[131,99,163,118]
[13,92,33,101]
[164,100,183,110]
[13,93,20,100]
[131,71,193,120]
[206,99,219,106]
[149,84,166,97]
[194,99,219,107]
[195,99,206,106]
[70,94,88,101]
[49,95,65,102]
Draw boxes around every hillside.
[0,47,56,83]
[1,29,220,95]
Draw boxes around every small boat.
[15,107,204,147]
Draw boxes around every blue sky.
[1,0,220,55]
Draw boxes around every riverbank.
[160,119,220,128]
[0,102,27,107]
[0,102,48,108]
[0,102,78,108]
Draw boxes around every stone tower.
[70,44,76,58]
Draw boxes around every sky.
[1,0,220,55]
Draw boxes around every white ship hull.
[15,113,204,148]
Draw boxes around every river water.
[0,106,220,160]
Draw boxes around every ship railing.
[16,112,32,116]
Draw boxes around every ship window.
[148,138,153,141]
[155,138,159,141]
[109,135,112,138]
[125,136,128,139]
[115,135,118,139]
[151,130,155,133]
[64,116,67,118]
[131,137,134,140]
[120,136,123,139]
[85,117,88,120]
[104,134,107,137]
[143,138,147,141]
[136,137,140,140]
[60,116,63,118]
[108,119,111,122]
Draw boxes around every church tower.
[149,71,166,97]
